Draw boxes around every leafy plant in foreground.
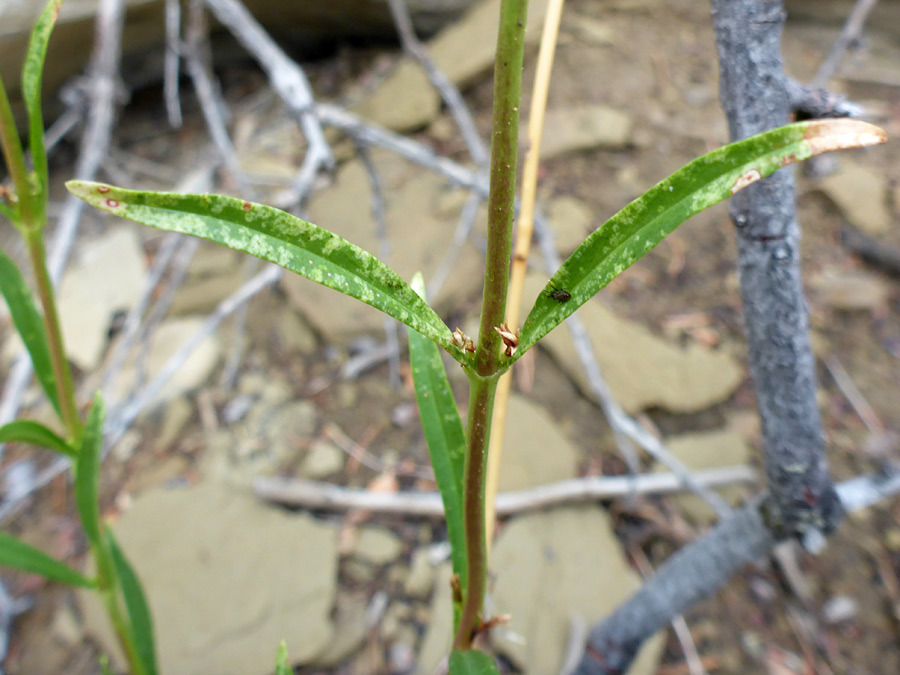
[0,0,883,672]
[66,113,885,674]
[0,2,156,673]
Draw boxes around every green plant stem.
[453,0,528,651]
[453,373,498,650]
[25,229,80,439]
[473,0,528,379]
[0,74,34,226]
[95,540,146,675]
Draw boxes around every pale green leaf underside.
[407,276,467,607]
[515,120,887,361]
[0,531,96,588]
[107,526,158,675]
[65,181,464,363]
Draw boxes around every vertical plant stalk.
[0,74,80,439]
[25,231,80,439]
[484,0,566,551]
[711,0,842,540]
[0,75,34,225]
[453,0,529,652]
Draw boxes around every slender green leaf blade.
[0,248,60,415]
[22,0,62,210]
[274,642,290,675]
[65,181,466,364]
[407,276,467,598]
[75,394,105,547]
[516,120,888,360]
[0,419,74,457]
[0,530,96,588]
[107,527,158,675]
[449,650,500,675]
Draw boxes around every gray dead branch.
[572,468,900,675]
[712,0,842,542]
[254,466,757,518]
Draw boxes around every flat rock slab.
[817,161,891,236]
[354,0,552,131]
[79,482,338,674]
[58,228,148,371]
[491,506,664,674]
[498,394,581,492]
[537,105,633,159]
[106,316,221,408]
[662,428,752,522]
[416,562,454,675]
[524,275,743,413]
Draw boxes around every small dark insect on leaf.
[546,286,571,303]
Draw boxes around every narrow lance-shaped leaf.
[0,531,96,588]
[22,0,62,218]
[107,526,158,675]
[274,642,291,675]
[65,181,467,364]
[407,275,467,626]
[0,419,74,457]
[0,248,61,416]
[75,393,105,547]
[515,119,887,361]
[449,649,500,675]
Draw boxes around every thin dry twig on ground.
[104,263,283,446]
[355,141,402,388]
[824,356,884,434]
[184,0,249,192]
[0,261,284,524]
[202,0,334,202]
[0,0,126,446]
[427,191,483,298]
[253,465,757,517]
[533,215,731,518]
[220,256,260,387]
[811,0,881,89]
[101,166,216,400]
[384,0,488,167]
[164,0,184,128]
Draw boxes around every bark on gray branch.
[710,0,842,541]
[574,499,773,674]
[784,78,862,120]
[573,469,900,674]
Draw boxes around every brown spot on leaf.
[242,201,252,211]
[803,119,887,156]
[97,185,110,193]
[105,199,120,208]
[731,169,762,195]
[781,153,797,167]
